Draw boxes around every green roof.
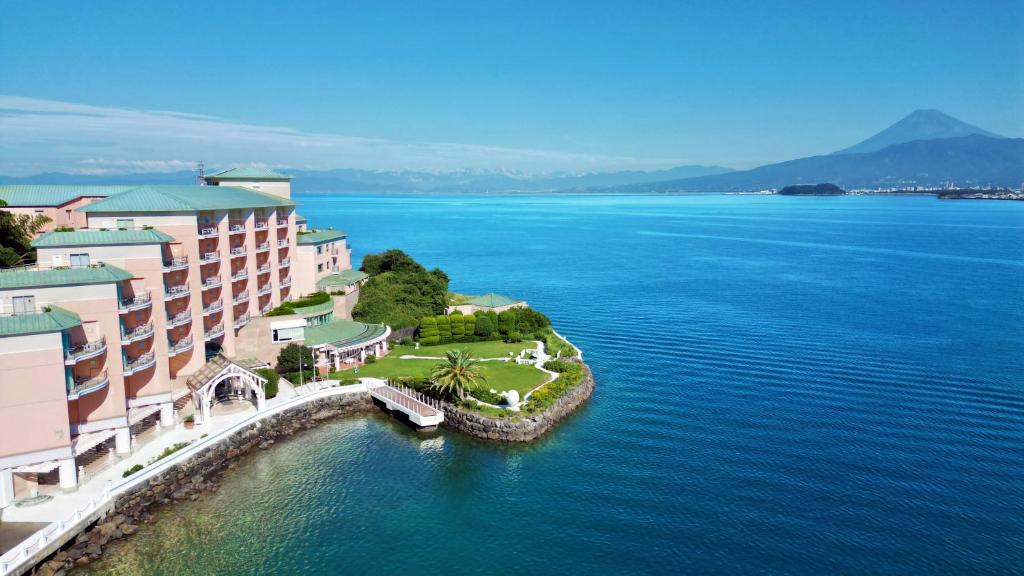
[0,305,82,337]
[317,269,368,289]
[303,319,387,348]
[291,299,335,316]
[0,263,133,290]
[297,229,347,245]
[0,185,133,207]
[78,185,295,213]
[205,167,292,180]
[32,228,174,247]
[468,293,522,308]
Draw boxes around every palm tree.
[430,348,485,400]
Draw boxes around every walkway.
[365,378,444,427]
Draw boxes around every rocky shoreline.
[441,360,595,442]
[29,361,595,575]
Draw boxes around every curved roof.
[0,263,133,290]
[33,228,173,247]
[303,319,388,348]
[468,293,522,308]
[0,305,82,337]
[78,185,295,213]
[205,167,292,180]
[317,269,368,289]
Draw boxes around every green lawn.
[331,354,548,395]
[391,340,536,359]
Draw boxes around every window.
[317,263,323,272]
[69,253,90,268]
[116,218,134,230]
[12,295,35,314]
[316,245,323,254]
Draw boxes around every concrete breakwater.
[441,360,595,442]
[26,392,374,576]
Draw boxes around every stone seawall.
[441,360,595,442]
[33,392,373,576]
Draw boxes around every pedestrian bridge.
[365,379,444,428]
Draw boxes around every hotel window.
[12,295,35,314]
[317,245,323,254]
[70,253,90,268]
[317,263,323,272]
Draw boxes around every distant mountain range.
[0,164,734,193]
[1,109,1019,194]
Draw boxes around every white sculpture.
[505,389,520,410]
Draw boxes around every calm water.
[84,195,1024,575]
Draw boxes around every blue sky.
[0,0,1021,176]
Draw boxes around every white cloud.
[0,95,684,176]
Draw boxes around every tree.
[276,343,315,375]
[255,368,280,398]
[418,316,440,345]
[450,312,465,340]
[430,349,485,400]
[352,249,450,328]
[474,314,494,338]
[436,314,452,343]
[0,199,50,266]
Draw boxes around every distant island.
[937,189,1024,201]
[778,183,846,196]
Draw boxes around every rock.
[98,521,120,538]
[85,543,102,556]
[121,523,139,535]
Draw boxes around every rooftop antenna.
[196,160,206,185]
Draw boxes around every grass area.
[391,340,535,359]
[330,353,547,395]
[542,330,578,359]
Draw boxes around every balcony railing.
[279,277,292,288]
[255,242,270,253]
[168,335,194,357]
[166,311,192,328]
[254,220,269,230]
[201,276,222,290]
[230,247,246,258]
[64,337,107,365]
[68,371,109,400]
[277,219,288,227]
[257,263,271,274]
[233,291,249,304]
[233,313,251,329]
[256,284,272,296]
[119,293,152,313]
[229,222,246,234]
[204,323,225,341]
[231,269,248,281]
[198,226,218,239]
[279,258,290,268]
[277,239,288,248]
[203,300,223,315]
[121,322,154,343]
[200,252,220,264]
[123,352,157,375]
[261,303,272,314]
[162,256,189,272]
[165,285,190,300]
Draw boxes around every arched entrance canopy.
[186,355,269,425]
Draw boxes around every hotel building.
[0,169,386,507]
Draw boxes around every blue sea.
[84,195,1024,575]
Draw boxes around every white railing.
[200,252,220,263]
[254,221,268,230]
[121,323,154,343]
[228,222,245,234]
[123,352,156,375]
[231,269,248,281]
[279,277,292,288]
[255,242,270,252]
[233,291,249,304]
[256,284,272,296]
[277,239,288,247]
[201,276,222,289]
[68,370,109,400]
[230,247,246,257]
[279,258,290,267]
[0,383,369,575]
[166,311,191,328]
[203,300,223,315]
[277,219,288,227]
[198,226,218,238]
[64,338,107,364]
[162,256,188,271]
[233,313,251,328]
[204,323,225,340]
[118,293,152,313]
[168,336,194,356]
[165,285,190,299]
[257,263,271,274]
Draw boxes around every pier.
[365,379,444,428]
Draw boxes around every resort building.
[0,168,390,507]
[447,293,527,315]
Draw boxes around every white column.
[360,348,366,362]
[201,389,212,425]
[114,427,131,455]
[333,351,341,371]
[159,402,174,427]
[58,458,77,491]
[0,468,14,507]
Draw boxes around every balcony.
[119,293,152,313]
[162,256,189,272]
[203,300,223,315]
[64,337,107,365]
[229,222,246,235]
[123,351,157,376]
[198,226,218,239]
[255,220,269,231]
[279,258,290,268]
[168,335,194,357]
[256,283,272,297]
[233,291,250,305]
[277,239,288,248]
[230,247,247,258]
[279,276,292,288]
[68,371,109,401]
[121,322,154,344]
[234,313,251,329]
[257,263,271,275]
[231,269,248,281]
[277,219,288,227]
[200,251,220,264]
[201,276,222,290]
[204,323,225,341]
[261,303,272,314]
[166,311,192,329]
[255,242,270,253]
[165,285,190,301]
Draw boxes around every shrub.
[365,354,376,364]
[266,292,331,316]
[399,336,414,346]
[183,414,194,423]
[55,225,75,232]
[255,368,279,399]
[437,314,452,343]
[450,312,465,339]
[507,331,522,343]
[472,388,505,404]
[475,315,494,338]
[497,310,515,337]
[525,360,585,412]
[277,343,315,374]
[123,463,144,478]
[462,314,476,340]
